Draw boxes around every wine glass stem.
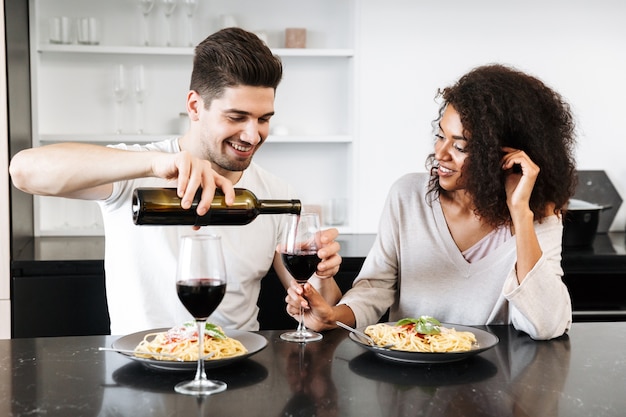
[136,101,143,134]
[296,283,307,335]
[142,14,149,46]
[115,101,123,134]
[187,15,193,46]
[194,320,208,382]
[165,16,172,46]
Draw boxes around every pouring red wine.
[279,213,323,343]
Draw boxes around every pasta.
[365,317,477,353]
[134,322,247,361]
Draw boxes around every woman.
[287,64,577,340]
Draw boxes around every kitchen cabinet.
[28,0,357,236]
[11,237,110,338]
[11,260,110,338]
[562,233,626,322]
[11,233,626,337]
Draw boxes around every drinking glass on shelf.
[175,234,229,395]
[137,0,155,46]
[161,0,177,46]
[133,65,147,134]
[113,64,127,134]
[77,17,99,45]
[181,0,198,47]
[49,16,72,44]
[279,213,323,343]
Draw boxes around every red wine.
[176,279,226,320]
[132,187,301,226]
[281,252,320,282]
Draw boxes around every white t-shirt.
[99,138,296,335]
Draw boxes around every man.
[9,27,342,335]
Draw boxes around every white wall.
[353,0,626,233]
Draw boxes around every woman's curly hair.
[426,64,577,227]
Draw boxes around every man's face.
[194,85,276,177]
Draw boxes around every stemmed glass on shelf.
[181,0,198,47]
[137,0,155,46]
[161,0,178,46]
[174,234,229,395]
[279,213,323,343]
[113,64,127,134]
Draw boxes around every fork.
[98,347,215,361]
[336,321,395,349]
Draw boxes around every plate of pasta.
[111,323,268,371]
[349,317,498,364]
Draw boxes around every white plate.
[111,328,268,371]
[349,323,499,364]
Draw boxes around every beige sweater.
[340,173,572,340]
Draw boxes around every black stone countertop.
[2,323,626,417]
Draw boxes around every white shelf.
[39,134,174,144]
[267,134,352,143]
[29,0,357,237]
[37,44,355,58]
[38,134,353,144]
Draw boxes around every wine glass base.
[280,330,323,343]
[174,379,227,396]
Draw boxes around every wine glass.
[133,65,147,134]
[280,213,323,343]
[175,234,228,395]
[181,0,198,47]
[137,0,155,46]
[161,0,177,46]
[113,64,127,134]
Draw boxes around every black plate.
[349,323,499,364]
[111,328,267,371]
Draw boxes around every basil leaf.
[204,323,226,339]
[396,316,441,335]
[396,318,419,326]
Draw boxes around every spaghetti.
[133,322,247,361]
[365,317,477,353]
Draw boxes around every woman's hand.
[501,146,540,219]
[501,147,545,283]
[285,280,336,331]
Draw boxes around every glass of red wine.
[174,234,228,395]
[280,213,323,343]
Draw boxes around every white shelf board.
[39,134,175,144]
[37,44,354,58]
[37,229,105,237]
[266,134,352,143]
[38,134,352,144]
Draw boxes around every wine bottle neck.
[257,200,302,215]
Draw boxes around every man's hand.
[151,150,235,216]
[315,227,341,278]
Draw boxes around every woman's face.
[434,104,469,191]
